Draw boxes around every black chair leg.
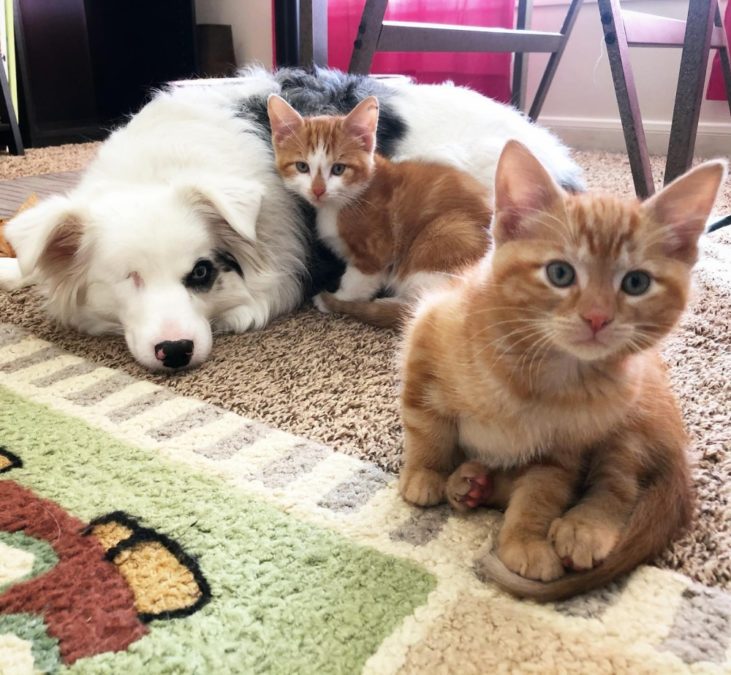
[528,0,584,121]
[664,0,716,185]
[511,0,531,111]
[597,0,654,198]
[716,5,731,116]
[349,0,389,75]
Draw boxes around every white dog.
[1,67,583,371]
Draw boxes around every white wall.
[195,0,273,70]
[525,0,731,155]
[193,0,730,155]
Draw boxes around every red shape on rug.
[0,480,147,664]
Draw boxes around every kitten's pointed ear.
[343,96,379,153]
[493,140,565,245]
[267,94,304,142]
[641,159,727,264]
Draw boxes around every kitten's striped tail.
[317,293,409,329]
[476,463,693,603]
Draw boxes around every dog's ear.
[4,195,86,278]
[178,179,264,242]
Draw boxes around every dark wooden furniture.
[597,0,731,197]
[347,0,584,119]
[274,0,328,68]
[299,0,328,68]
[0,58,23,155]
[14,0,198,147]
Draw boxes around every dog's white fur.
[4,76,306,370]
[1,69,581,370]
[387,80,579,191]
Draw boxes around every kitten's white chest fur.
[457,391,629,470]
[316,205,347,258]
[458,416,546,468]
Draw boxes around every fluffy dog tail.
[476,463,693,603]
[318,293,409,329]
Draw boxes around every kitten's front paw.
[498,534,564,582]
[446,461,492,512]
[399,468,446,507]
[313,293,332,314]
[549,514,621,571]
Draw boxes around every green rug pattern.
[0,322,730,674]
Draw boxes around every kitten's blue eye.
[331,163,346,176]
[546,260,576,288]
[621,270,651,296]
[295,161,309,173]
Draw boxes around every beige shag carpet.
[0,142,101,180]
[0,143,729,594]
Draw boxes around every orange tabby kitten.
[267,94,491,327]
[399,139,726,601]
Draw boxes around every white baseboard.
[539,116,731,158]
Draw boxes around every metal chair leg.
[664,0,716,185]
[528,0,584,121]
[511,0,531,111]
[349,0,389,75]
[715,4,731,116]
[597,0,654,198]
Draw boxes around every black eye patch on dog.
[184,259,218,292]
[215,250,243,278]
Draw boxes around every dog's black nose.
[154,340,194,369]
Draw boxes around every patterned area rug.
[1,323,730,673]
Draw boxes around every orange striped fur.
[398,140,727,600]
[267,94,491,327]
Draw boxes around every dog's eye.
[192,263,210,281]
[295,161,309,173]
[184,259,216,291]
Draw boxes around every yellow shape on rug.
[113,540,202,615]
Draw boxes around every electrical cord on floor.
[707,214,731,233]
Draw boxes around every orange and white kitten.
[267,94,491,327]
[398,139,726,601]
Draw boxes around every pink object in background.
[327,0,515,103]
[706,2,731,100]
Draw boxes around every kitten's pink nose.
[312,185,326,198]
[582,310,612,334]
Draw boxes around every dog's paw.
[0,258,23,291]
[498,534,564,582]
[399,468,446,507]
[313,293,332,314]
[445,461,492,512]
[214,307,257,333]
[549,513,620,571]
